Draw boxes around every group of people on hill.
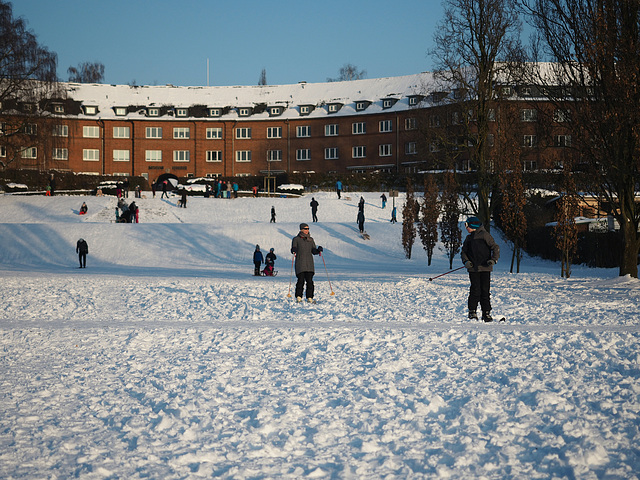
[116,198,139,223]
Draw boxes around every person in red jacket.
[461,216,500,322]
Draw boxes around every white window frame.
[356,102,367,111]
[379,120,392,133]
[379,144,392,157]
[52,148,68,160]
[325,147,339,160]
[206,127,223,139]
[53,124,68,137]
[206,150,223,162]
[352,146,366,159]
[406,142,417,155]
[209,108,221,117]
[145,150,162,162]
[405,118,417,130]
[83,126,100,138]
[267,150,282,162]
[296,149,311,161]
[235,150,252,162]
[113,126,130,138]
[352,122,366,135]
[296,126,310,138]
[325,124,339,136]
[300,106,311,115]
[113,149,130,162]
[173,150,190,162]
[176,108,188,117]
[147,108,159,117]
[146,127,162,139]
[238,108,250,117]
[173,127,190,139]
[21,147,37,159]
[267,127,282,139]
[114,107,127,116]
[83,149,100,161]
[235,127,252,139]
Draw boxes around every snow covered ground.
[1,191,639,479]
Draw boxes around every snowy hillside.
[1,191,639,479]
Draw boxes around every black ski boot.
[482,312,493,322]
[468,310,478,320]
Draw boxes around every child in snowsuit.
[253,245,264,276]
[461,216,500,322]
[264,248,277,276]
[76,238,88,268]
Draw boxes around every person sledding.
[263,248,277,276]
[79,202,88,215]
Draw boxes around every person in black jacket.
[461,216,500,322]
[253,245,264,276]
[76,238,88,268]
[291,223,323,302]
[310,198,319,222]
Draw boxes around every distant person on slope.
[336,180,342,199]
[461,216,500,322]
[357,209,365,234]
[291,223,323,303]
[76,238,88,268]
[310,197,319,222]
[270,206,276,223]
[79,202,88,215]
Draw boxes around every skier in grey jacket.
[291,223,323,303]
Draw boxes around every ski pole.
[428,265,466,282]
[287,253,295,297]
[319,252,336,296]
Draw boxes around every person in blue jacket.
[253,245,264,276]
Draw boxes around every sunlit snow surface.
[1,192,639,479]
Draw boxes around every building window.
[173,127,190,139]
[488,109,496,122]
[408,97,418,106]
[269,107,282,116]
[352,146,366,158]
[53,148,68,160]
[356,102,367,111]
[523,135,537,147]
[113,149,130,162]
[406,142,417,155]
[300,106,311,115]
[206,127,223,139]
[379,144,392,157]
[83,106,98,115]
[296,126,310,137]
[379,120,392,133]
[176,108,188,117]
[53,124,68,137]
[209,108,221,117]
[236,127,252,139]
[145,150,162,162]
[114,107,127,116]
[0,145,5,157]
[236,150,251,162]
[54,104,65,114]
[383,99,393,109]
[147,108,159,117]
[267,127,282,139]
[173,150,190,162]
[325,147,339,160]
[238,108,250,117]
[555,135,572,147]
[352,122,366,135]
[328,104,341,113]
[83,149,100,161]
[325,124,339,136]
[113,126,130,138]
[206,150,223,162]
[521,109,538,122]
[146,127,162,139]
[268,150,282,162]
[405,118,417,130]
[21,147,37,159]
[297,149,311,161]
[83,126,100,138]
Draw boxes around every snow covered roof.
[64,72,436,121]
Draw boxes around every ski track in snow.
[1,193,639,479]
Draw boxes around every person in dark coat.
[79,202,88,215]
[253,245,264,276]
[161,180,169,199]
[461,216,500,322]
[270,206,276,223]
[357,210,365,233]
[129,201,139,223]
[291,223,323,303]
[310,198,319,222]
[264,248,277,276]
[76,238,88,268]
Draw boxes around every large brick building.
[1,70,579,183]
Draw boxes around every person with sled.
[76,238,88,268]
[79,202,88,215]
[461,216,500,322]
[291,223,323,303]
[310,197,319,222]
[264,248,277,276]
[253,245,264,276]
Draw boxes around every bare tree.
[430,0,523,232]
[418,174,440,266]
[67,62,105,83]
[522,0,640,278]
[553,167,580,278]
[0,0,61,170]
[327,63,366,82]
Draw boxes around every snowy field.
[0,190,639,479]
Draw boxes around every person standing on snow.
[253,245,264,276]
[264,248,277,276]
[461,216,500,322]
[357,209,365,234]
[336,180,342,199]
[380,193,387,209]
[291,223,323,303]
[390,206,397,223]
[310,197,319,222]
[76,238,88,268]
[270,206,276,223]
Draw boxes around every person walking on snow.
[270,206,276,223]
[253,245,264,276]
[380,193,387,209]
[390,206,397,223]
[291,223,323,303]
[310,197,319,222]
[76,238,88,268]
[357,209,365,233]
[336,180,342,199]
[461,216,500,322]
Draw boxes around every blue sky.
[12,0,443,87]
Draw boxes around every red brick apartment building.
[1,72,576,183]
